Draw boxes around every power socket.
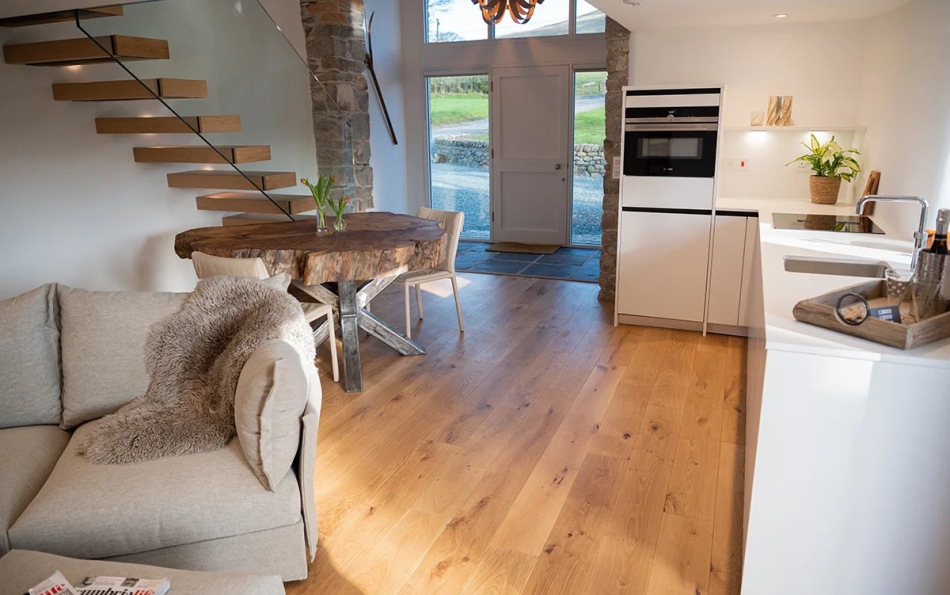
[795,160,812,173]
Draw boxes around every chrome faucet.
[856,195,929,271]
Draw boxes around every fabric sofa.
[0,283,321,581]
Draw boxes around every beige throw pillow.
[0,284,61,428]
[235,339,311,491]
[58,286,188,429]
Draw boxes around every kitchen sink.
[783,255,889,278]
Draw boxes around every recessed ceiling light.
[775,13,788,18]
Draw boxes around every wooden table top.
[175,212,446,285]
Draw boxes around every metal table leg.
[337,280,363,393]
[295,273,427,393]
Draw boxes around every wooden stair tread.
[0,7,123,28]
[53,78,207,101]
[222,213,304,226]
[4,35,168,66]
[134,145,271,164]
[197,192,315,215]
[96,115,241,134]
[167,170,297,191]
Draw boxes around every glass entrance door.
[426,75,491,239]
[571,70,606,246]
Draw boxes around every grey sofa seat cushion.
[0,549,286,595]
[8,420,302,560]
[0,285,61,429]
[57,285,188,429]
[0,426,70,555]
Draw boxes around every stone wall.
[431,138,606,176]
[599,17,630,301]
[299,0,373,210]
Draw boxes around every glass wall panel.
[576,0,606,34]
[494,0,569,39]
[428,75,491,239]
[426,0,490,43]
[571,71,606,246]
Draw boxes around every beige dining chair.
[393,207,465,339]
[191,251,339,382]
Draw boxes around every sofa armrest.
[298,367,323,562]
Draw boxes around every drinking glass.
[884,267,914,307]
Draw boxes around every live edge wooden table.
[174,212,446,393]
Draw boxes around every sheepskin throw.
[78,276,316,464]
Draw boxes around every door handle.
[555,163,562,170]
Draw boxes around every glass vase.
[315,208,330,235]
[333,213,346,232]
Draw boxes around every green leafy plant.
[787,134,861,181]
[327,195,350,219]
[300,174,334,210]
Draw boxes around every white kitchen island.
[718,197,950,595]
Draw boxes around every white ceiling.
[586,0,911,31]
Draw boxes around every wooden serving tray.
[793,280,950,350]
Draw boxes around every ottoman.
[0,550,285,595]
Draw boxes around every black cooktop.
[771,213,885,234]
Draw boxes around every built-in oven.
[622,106,719,178]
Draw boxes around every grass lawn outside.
[429,93,488,127]
[574,107,605,145]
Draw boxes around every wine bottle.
[927,209,950,255]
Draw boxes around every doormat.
[486,242,559,255]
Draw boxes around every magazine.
[76,576,170,595]
[27,573,169,595]
[28,571,79,595]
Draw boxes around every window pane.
[428,76,491,239]
[426,0,489,43]
[576,0,606,34]
[572,71,606,246]
[494,0,569,39]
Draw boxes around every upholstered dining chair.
[191,251,339,382]
[393,207,465,339]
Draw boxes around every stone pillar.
[599,17,630,301]
[299,0,374,210]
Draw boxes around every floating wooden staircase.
[0,7,123,28]
[167,170,297,191]
[3,35,168,66]
[96,115,241,134]
[197,192,314,215]
[53,78,207,101]
[5,8,304,226]
[133,145,271,164]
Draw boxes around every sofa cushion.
[8,420,302,559]
[57,285,187,429]
[235,340,312,491]
[0,425,71,555]
[0,284,61,428]
[0,549,286,595]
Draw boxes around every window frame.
[424,0,603,45]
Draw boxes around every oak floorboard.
[709,442,745,595]
[663,343,727,521]
[284,274,746,595]
[645,513,715,595]
[584,449,674,594]
[520,453,626,595]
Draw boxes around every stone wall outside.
[431,138,606,176]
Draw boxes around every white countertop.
[717,196,950,368]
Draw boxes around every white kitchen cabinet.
[617,210,712,323]
[706,212,759,331]
[707,214,748,326]
[737,217,759,326]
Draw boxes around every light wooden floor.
[286,273,746,595]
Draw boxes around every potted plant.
[787,134,861,204]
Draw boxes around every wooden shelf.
[723,125,868,132]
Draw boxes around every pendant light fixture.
[471,0,546,25]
